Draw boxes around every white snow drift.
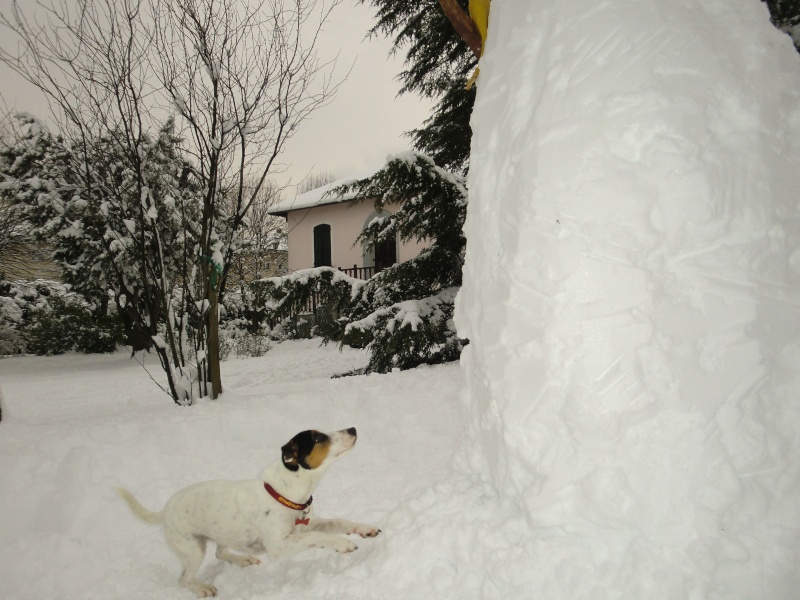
[456,0,800,597]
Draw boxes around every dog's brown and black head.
[281,427,357,471]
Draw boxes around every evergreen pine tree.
[336,152,467,371]
[362,0,477,174]
[260,1,476,373]
[764,0,800,51]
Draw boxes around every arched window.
[313,224,331,267]
[363,211,397,274]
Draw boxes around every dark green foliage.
[26,296,124,355]
[250,4,475,372]
[338,152,468,372]
[0,279,125,355]
[255,268,360,342]
[344,286,464,372]
[0,326,25,355]
[282,2,475,374]
[339,153,467,372]
[344,152,466,249]
[410,84,475,174]
[256,258,466,373]
[346,243,464,321]
[764,0,800,51]
[338,153,467,373]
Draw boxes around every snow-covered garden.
[3,0,800,598]
[0,341,466,598]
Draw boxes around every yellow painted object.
[469,0,491,55]
[466,68,480,89]
[467,0,491,89]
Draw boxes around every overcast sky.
[0,0,432,192]
[276,1,433,188]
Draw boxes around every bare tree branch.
[149,0,344,398]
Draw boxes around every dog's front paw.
[334,538,358,553]
[191,583,217,598]
[238,555,261,567]
[353,524,382,538]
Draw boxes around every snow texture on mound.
[455,0,800,597]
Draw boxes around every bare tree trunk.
[151,0,345,400]
[207,285,222,398]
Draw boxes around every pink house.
[268,174,429,279]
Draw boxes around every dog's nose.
[346,427,357,438]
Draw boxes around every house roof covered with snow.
[268,168,378,217]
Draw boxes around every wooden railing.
[287,266,374,320]
[337,264,375,280]
[287,266,370,317]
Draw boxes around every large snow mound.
[455,0,800,597]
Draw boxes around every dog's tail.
[115,487,162,525]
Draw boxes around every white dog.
[117,427,380,597]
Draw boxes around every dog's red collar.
[263,482,313,512]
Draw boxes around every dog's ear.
[281,440,299,471]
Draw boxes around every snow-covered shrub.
[0,279,26,356]
[26,296,124,355]
[221,153,469,372]
[0,295,23,327]
[259,264,465,373]
[0,278,67,326]
[0,278,124,355]
[345,287,463,371]
[0,279,67,355]
[256,268,358,341]
[0,325,26,355]
[219,329,272,360]
[1,115,207,402]
[215,290,274,359]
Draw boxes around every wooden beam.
[437,0,482,59]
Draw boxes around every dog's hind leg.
[215,545,261,567]
[166,531,216,598]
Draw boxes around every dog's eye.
[313,433,326,444]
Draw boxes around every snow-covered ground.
[0,341,464,599]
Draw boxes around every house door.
[374,233,397,273]
[313,224,331,267]
[363,211,397,275]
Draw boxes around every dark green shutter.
[313,224,332,267]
